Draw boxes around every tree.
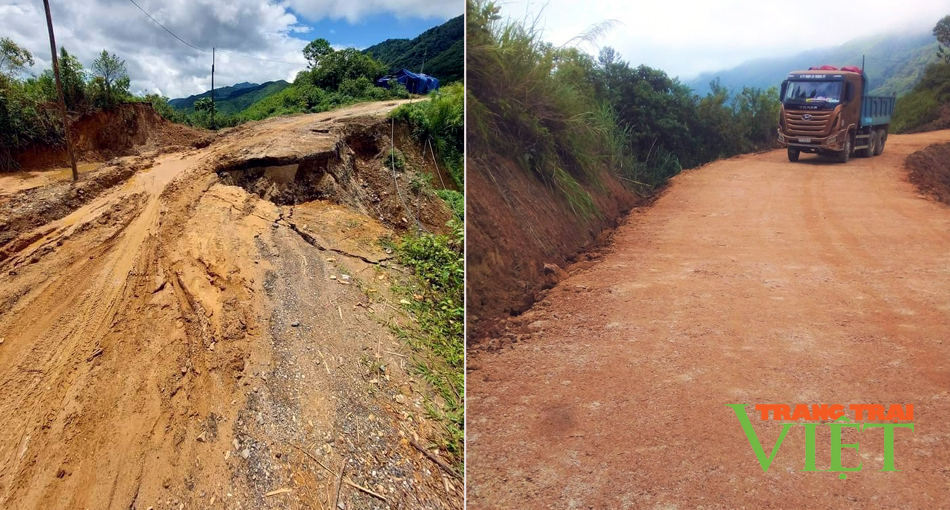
[935,15,950,63]
[92,50,128,106]
[303,38,332,68]
[37,47,88,111]
[308,48,387,90]
[194,97,214,113]
[0,37,34,78]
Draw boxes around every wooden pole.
[43,0,78,182]
[211,47,215,130]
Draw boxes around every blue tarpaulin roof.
[376,69,439,94]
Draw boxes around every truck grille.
[784,110,833,137]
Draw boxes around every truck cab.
[777,68,894,163]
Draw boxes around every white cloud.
[0,0,458,99]
[499,0,949,79]
[287,0,461,23]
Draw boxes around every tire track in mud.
[0,100,460,510]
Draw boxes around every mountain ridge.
[686,31,940,97]
[169,80,290,114]
[364,15,463,83]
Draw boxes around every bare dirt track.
[0,100,460,510]
[468,130,950,509]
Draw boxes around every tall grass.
[467,0,631,216]
[468,0,788,208]
[390,83,464,188]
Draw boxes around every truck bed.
[861,95,895,127]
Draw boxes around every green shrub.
[383,148,405,171]
[892,61,950,133]
[390,83,464,188]
[435,189,463,220]
[894,88,940,132]
[393,218,464,464]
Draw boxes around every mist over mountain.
[687,31,940,96]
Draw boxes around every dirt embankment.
[13,102,208,170]
[0,100,459,510]
[466,153,637,340]
[906,141,950,204]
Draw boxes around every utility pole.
[211,47,215,130]
[43,0,78,182]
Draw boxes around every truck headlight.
[828,134,837,144]
[778,133,785,142]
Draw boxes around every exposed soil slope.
[466,154,637,339]
[13,102,208,170]
[468,130,950,509]
[906,141,950,204]
[0,100,459,510]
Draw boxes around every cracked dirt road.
[0,100,460,510]
[468,130,950,509]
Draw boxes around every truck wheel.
[859,133,875,158]
[787,148,800,162]
[838,135,852,163]
[868,131,880,157]
[874,129,886,156]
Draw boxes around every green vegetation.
[159,17,463,129]
[0,40,136,170]
[364,15,463,83]
[230,43,408,124]
[390,83,464,188]
[90,50,130,108]
[936,15,950,63]
[891,17,950,133]
[467,0,781,208]
[392,217,464,466]
[385,80,464,468]
[383,147,405,171]
[893,62,950,132]
[168,80,290,115]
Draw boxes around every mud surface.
[0,100,459,510]
[468,130,950,509]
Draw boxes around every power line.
[126,0,208,53]
[126,0,305,66]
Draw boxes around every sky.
[500,0,949,79]
[0,0,462,98]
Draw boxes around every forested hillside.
[364,15,463,83]
[168,80,289,114]
[688,31,940,96]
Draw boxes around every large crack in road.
[0,100,460,510]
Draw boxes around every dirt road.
[0,100,460,510]
[468,130,950,509]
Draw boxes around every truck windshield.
[784,81,842,104]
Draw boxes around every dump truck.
[777,66,895,163]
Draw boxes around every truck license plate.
[799,138,811,143]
